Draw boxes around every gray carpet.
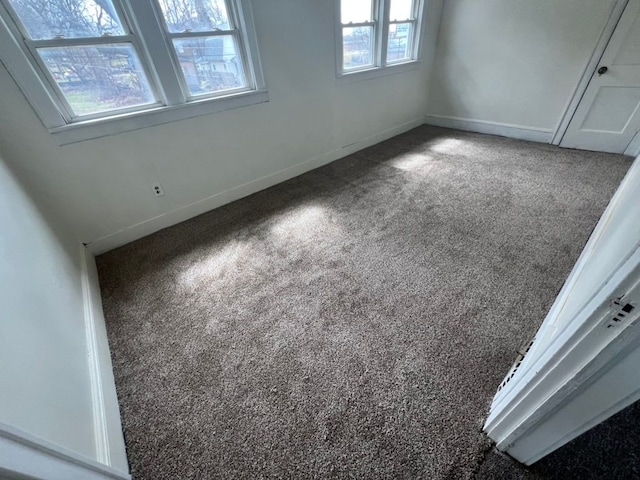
[97,126,632,479]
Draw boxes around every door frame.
[551,0,630,147]
[484,245,640,464]
[484,156,640,464]
[0,421,130,480]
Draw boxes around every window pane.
[38,44,155,116]
[342,26,373,70]
[158,0,231,33]
[387,23,412,62]
[172,36,246,96]
[7,0,124,40]
[341,0,372,24]
[389,0,414,21]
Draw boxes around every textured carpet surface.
[97,126,631,479]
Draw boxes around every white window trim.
[0,0,268,145]
[334,0,426,82]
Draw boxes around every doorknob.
[598,66,608,75]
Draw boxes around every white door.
[484,156,640,464]
[561,0,640,154]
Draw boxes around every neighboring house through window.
[337,0,424,79]
[0,0,267,144]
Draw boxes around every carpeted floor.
[97,126,632,479]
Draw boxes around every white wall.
[0,147,128,475]
[0,155,95,458]
[0,0,442,253]
[426,0,618,135]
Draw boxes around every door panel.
[614,9,640,64]
[581,86,640,132]
[561,0,640,154]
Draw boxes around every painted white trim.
[80,247,110,466]
[491,155,640,409]
[51,90,269,146]
[79,247,129,472]
[0,6,64,128]
[336,60,422,84]
[86,117,425,254]
[551,0,630,145]
[523,378,640,465]
[484,245,640,464]
[624,129,640,156]
[334,0,426,80]
[423,114,554,143]
[0,0,269,146]
[0,421,130,480]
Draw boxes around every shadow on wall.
[426,0,485,120]
[0,150,96,460]
[426,0,619,132]
[0,152,82,269]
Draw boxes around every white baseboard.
[86,117,425,254]
[80,246,129,473]
[0,421,130,480]
[624,130,640,157]
[424,114,554,144]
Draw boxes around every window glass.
[0,0,267,138]
[7,0,125,40]
[389,0,413,21]
[342,26,374,70]
[38,44,155,116]
[387,22,412,62]
[341,0,372,24]
[172,36,246,96]
[157,0,231,33]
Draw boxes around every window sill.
[50,89,270,146]
[336,60,422,84]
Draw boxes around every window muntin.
[339,0,421,75]
[156,0,251,98]
[386,0,417,64]
[341,0,373,23]
[4,0,159,120]
[0,0,264,131]
[342,25,374,70]
[7,0,126,40]
[38,44,156,116]
[340,0,376,71]
[389,0,413,22]
[157,0,230,33]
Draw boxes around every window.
[0,0,266,144]
[156,0,248,98]
[338,0,423,77]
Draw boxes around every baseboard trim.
[86,117,425,254]
[80,246,129,472]
[624,130,640,157]
[80,246,110,467]
[424,114,554,144]
[0,421,130,480]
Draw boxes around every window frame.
[0,0,268,145]
[152,0,254,101]
[2,0,164,122]
[335,0,425,82]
